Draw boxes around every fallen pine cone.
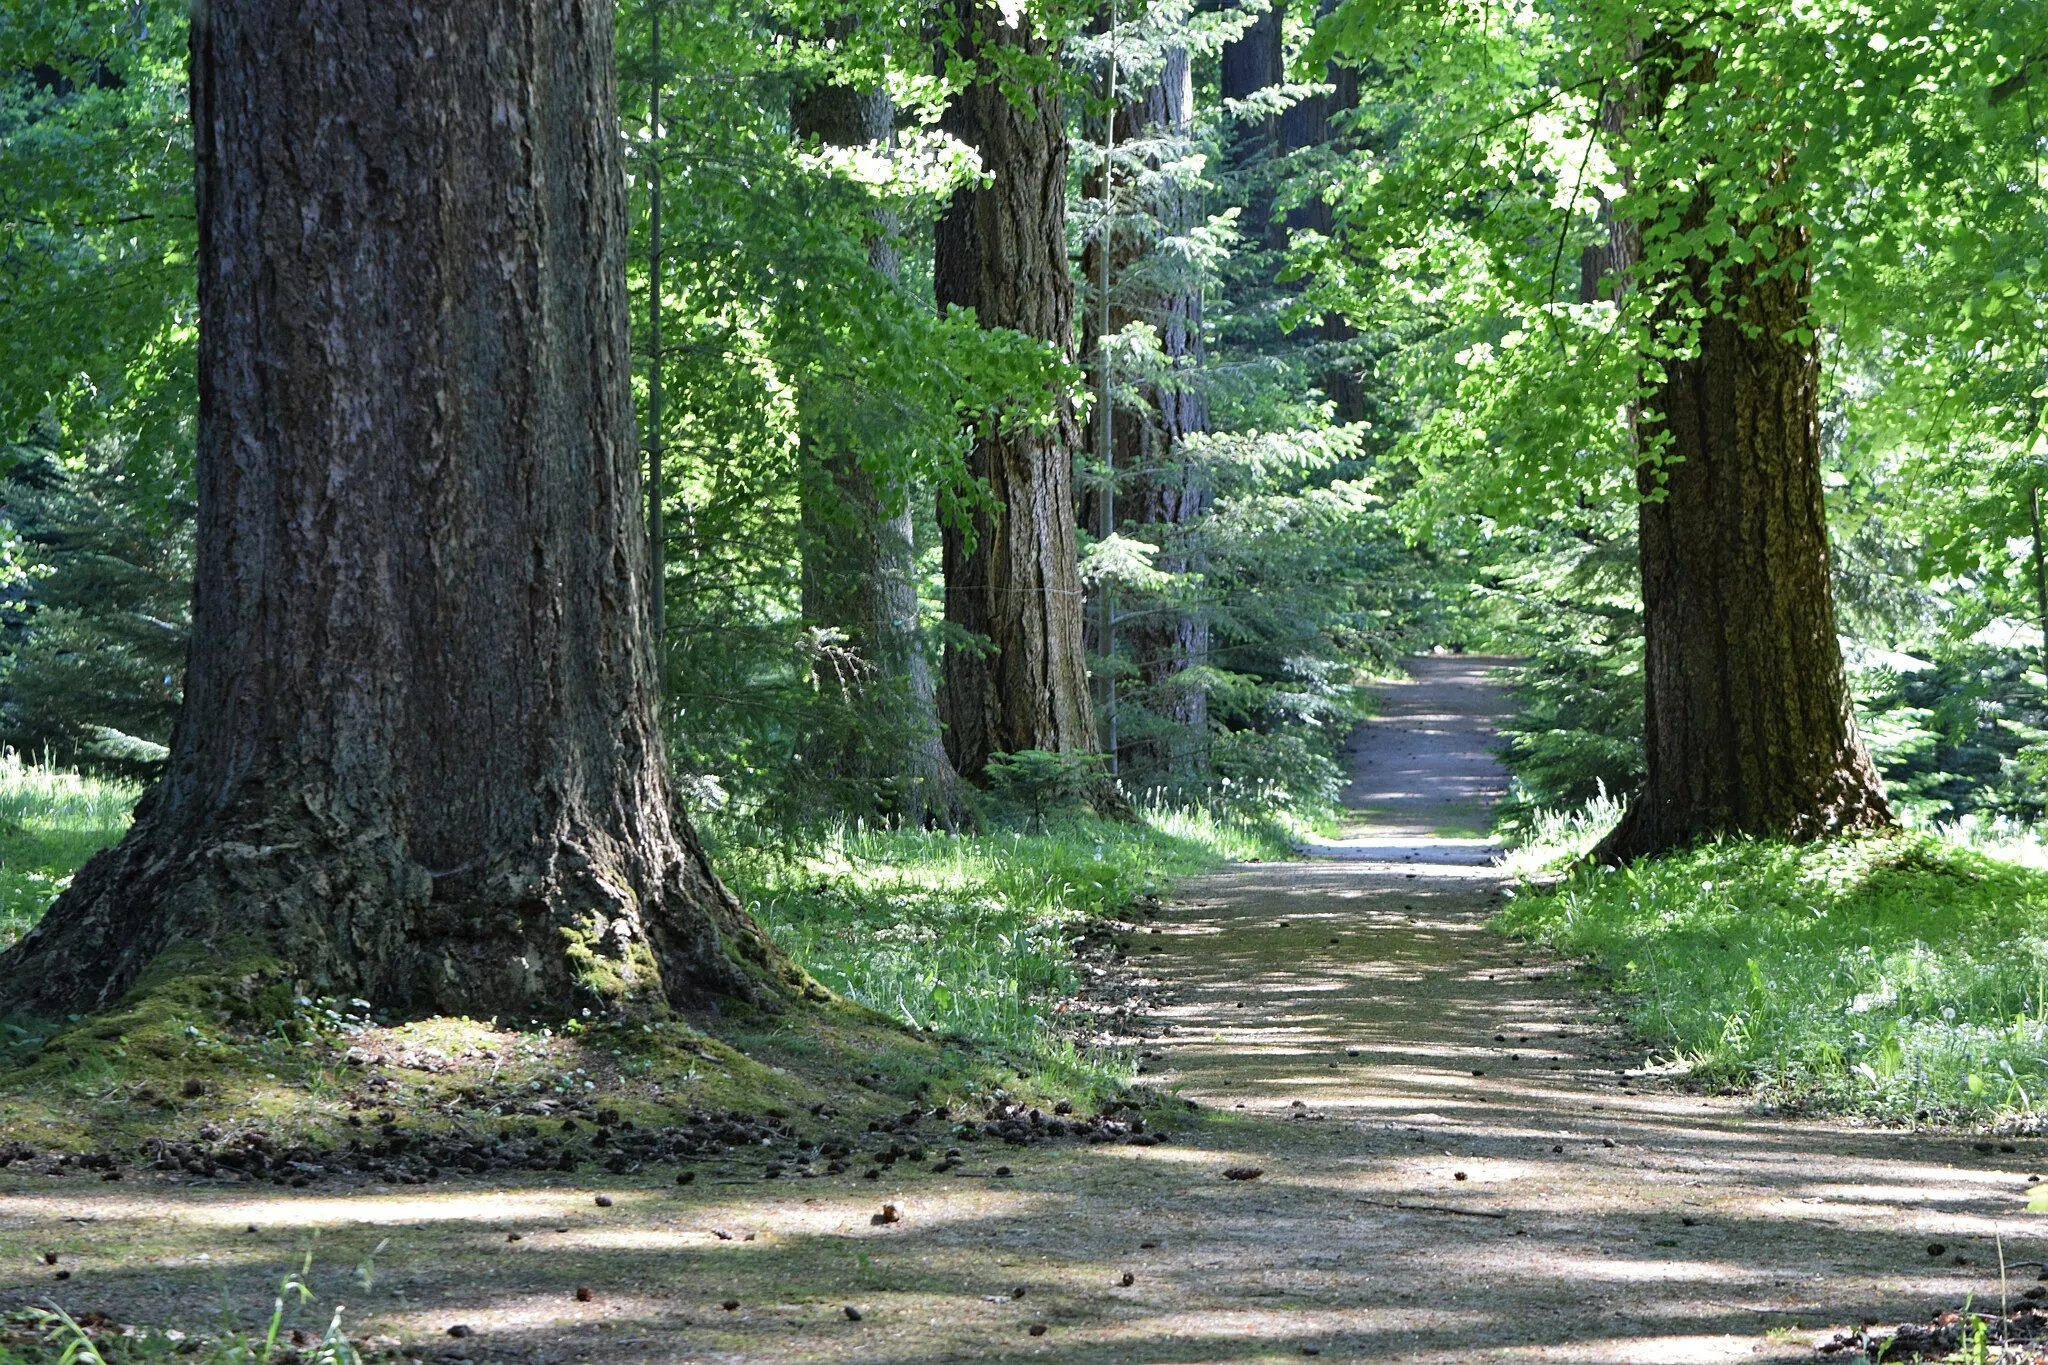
[574,1287,592,1303]
[1222,1166,1264,1181]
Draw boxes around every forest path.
[3,659,2039,1363]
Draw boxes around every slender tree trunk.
[934,0,1097,780]
[1080,47,1210,781]
[1594,213,1893,860]
[0,0,789,1020]
[792,78,968,829]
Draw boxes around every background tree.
[0,0,784,1019]
[935,0,1099,781]
[1308,0,2045,855]
[1076,5,1216,781]
[1587,26,1892,857]
[790,46,970,829]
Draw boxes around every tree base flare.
[0,807,794,1022]
[1590,783,1895,865]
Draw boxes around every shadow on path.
[2,656,2041,1363]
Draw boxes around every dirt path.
[5,655,2043,1363]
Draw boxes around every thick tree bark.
[791,79,968,829]
[1594,218,1893,860]
[1080,48,1210,781]
[0,0,787,1019]
[934,0,1097,780]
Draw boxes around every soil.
[3,654,2043,1363]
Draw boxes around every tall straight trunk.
[791,78,968,828]
[1080,47,1210,780]
[1279,8,1366,423]
[934,0,1097,780]
[1221,0,1282,216]
[0,0,786,1019]
[1594,213,1893,860]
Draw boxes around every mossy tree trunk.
[933,0,1098,781]
[0,0,789,1020]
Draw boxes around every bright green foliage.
[0,3,193,453]
[1309,0,2045,528]
[1302,0,2047,831]
[620,0,1089,819]
[1499,832,2048,1119]
[1854,648,2048,825]
[0,5,195,776]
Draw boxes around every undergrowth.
[1496,827,2048,1122]
[0,752,137,952]
[722,801,1300,1089]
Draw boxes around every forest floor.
[4,656,2044,1363]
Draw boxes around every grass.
[0,752,138,952]
[1492,785,1627,875]
[2,1256,372,1363]
[721,800,1301,1090]
[1496,815,2048,1122]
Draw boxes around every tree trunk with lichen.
[0,0,793,1021]
[934,0,1098,781]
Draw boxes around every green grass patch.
[722,802,1299,1091]
[0,752,139,952]
[1496,830,2048,1120]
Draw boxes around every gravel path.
[4,656,2041,1363]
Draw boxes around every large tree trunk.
[1594,218,1893,860]
[0,0,786,1020]
[1079,47,1210,782]
[791,78,968,829]
[934,0,1097,780]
